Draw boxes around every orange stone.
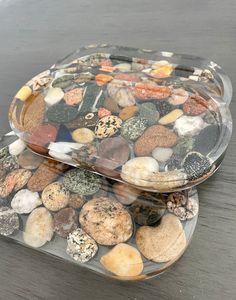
[134,82,171,100]
[64,88,83,106]
[96,74,113,86]
[119,106,139,121]
[150,64,173,78]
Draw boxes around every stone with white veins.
[152,147,173,162]
[174,115,207,137]
[9,139,26,156]
[44,87,64,106]
[11,189,42,214]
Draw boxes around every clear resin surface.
[0,132,198,280]
[8,45,232,192]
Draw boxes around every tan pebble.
[23,207,54,248]
[64,88,83,106]
[136,214,186,263]
[42,182,70,212]
[100,243,143,277]
[169,88,189,105]
[159,109,183,125]
[103,97,120,113]
[69,194,85,209]
[72,128,95,144]
[113,182,141,205]
[95,116,122,139]
[15,86,32,101]
[150,64,173,78]
[119,106,139,121]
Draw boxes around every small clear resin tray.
[8,44,232,192]
[0,132,198,280]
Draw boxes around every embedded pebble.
[72,128,95,144]
[27,160,68,192]
[0,155,19,172]
[159,109,183,125]
[23,207,54,248]
[95,74,113,86]
[109,85,135,107]
[130,196,166,225]
[194,124,220,155]
[29,124,57,153]
[167,192,199,220]
[114,73,141,82]
[174,116,207,136]
[66,113,98,129]
[156,100,173,117]
[46,103,79,123]
[48,142,83,154]
[139,102,160,125]
[165,155,182,171]
[97,137,130,169]
[15,85,32,101]
[72,144,97,161]
[103,97,120,113]
[79,197,133,246]
[18,149,43,169]
[119,105,139,121]
[121,157,159,187]
[121,117,148,141]
[136,214,186,262]
[66,228,98,263]
[183,95,209,116]
[134,82,171,100]
[114,63,131,72]
[182,151,211,180]
[100,243,143,277]
[173,137,194,157]
[0,207,19,236]
[152,147,173,162]
[98,107,111,118]
[64,88,83,105]
[52,74,73,89]
[0,169,32,198]
[42,182,70,212]
[11,189,42,214]
[63,168,102,195]
[95,115,122,139]
[113,182,141,205]
[169,88,188,105]
[56,124,74,143]
[9,139,26,156]
[68,194,85,209]
[53,208,78,238]
[150,64,173,78]
[44,87,64,106]
[79,85,105,115]
[134,125,178,156]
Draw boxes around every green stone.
[121,117,148,141]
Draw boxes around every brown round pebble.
[183,95,208,116]
[53,207,78,238]
[113,182,141,205]
[119,106,139,121]
[79,197,133,246]
[69,194,85,209]
[134,125,178,156]
[18,149,44,170]
[42,182,70,212]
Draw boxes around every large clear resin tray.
[0,132,198,280]
[9,44,232,192]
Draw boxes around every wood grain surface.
[0,0,236,299]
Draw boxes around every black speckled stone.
[156,101,173,117]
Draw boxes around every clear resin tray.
[8,44,232,192]
[0,132,198,280]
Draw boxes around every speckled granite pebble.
[0,207,19,236]
[121,117,148,141]
[42,182,70,211]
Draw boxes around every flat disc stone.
[46,103,79,123]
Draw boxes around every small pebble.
[11,189,42,214]
[121,117,148,141]
[79,197,133,246]
[113,182,141,205]
[119,106,139,121]
[172,137,194,157]
[165,155,182,171]
[95,115,122,139]
[139,102,160,125]
[159,109,183,125]
[95,74,113,86]
[51,74,73,89]
[174,116,207,136]
[150,64,173,78]
[0,207,19,236]
[156,100,173,117]
[100,243,143,277]
[183,95,208,116]
[98,107,111,118]
[9,139,26,156]
[63,168,102,195]
[114,63,131,72]
[152,147,173,162]
[15,86,32,101]
[68,194,85,209]
[66,228,98,263]
[72,128,95,144]
[46,103,79,123]
[134,82,171,100]
[18,149,43,169]
[23,207,54,248]
[169,88,188,105]
[103,97,120,113]
[53,208,78,238]
[44,87,64,106]
[64,88,83,106]
[66,113,98,129]
[194,124,220,155]
[42,182,70,212]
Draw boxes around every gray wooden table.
[0,0,236,299]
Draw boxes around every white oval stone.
[174,116,207,136]
[9,139,26,156]
[114,63,131,72]
[44,87,64,106]
[11,189,42,214]
[152,147,173,162]
[23,207,54,248]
